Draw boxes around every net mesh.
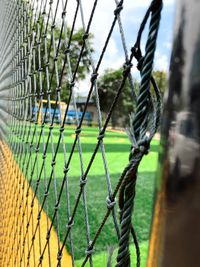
[0,0,162,266]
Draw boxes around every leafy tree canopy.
[35,25,94,103]
[97,68,135,127]
[151,70,168,99]
[97,69,168,127]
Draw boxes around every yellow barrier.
[0,141,72,267]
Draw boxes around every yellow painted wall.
[0,141,72,267]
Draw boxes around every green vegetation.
[35,26,94,103]
[26,126,159,264]
[97,68,167,127]
[151,70,168,99]
[76,241,149,267]
[97,69,134,127]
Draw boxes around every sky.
[52,0,176,95]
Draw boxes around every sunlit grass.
[21,125,159,263]
[76,241,149,267]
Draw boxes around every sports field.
[25,126,159,265]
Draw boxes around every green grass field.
[76,241,149,267]
[23,125,159,265]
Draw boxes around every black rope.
[116,1,163,266]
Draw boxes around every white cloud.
[98,38,124,72]
[164,0,175,6]
[154,51,169,71]
[125,0,174,9]
[164,41,172,49]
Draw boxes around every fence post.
[147,0,200,266]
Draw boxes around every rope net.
[0,0,162,266]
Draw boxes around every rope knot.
[75,127,81,135]
[56,86,61,92]
[51,159,56,166]
[66,218,74,229]
[46,230,50,240]
[39,255,43,263]
[64,48,71,54]
[85,241,94,256]
[51,23,56,30]
[62,11,66,18]
[137,56,144,71]
[130,146,140,157]
[36,178,40,186]
[106,196,116,209]
[123,62,133,76]
[114,2,123,16]
[70,81,75,87]
[90,72,98,82]
[54,202,60,211]
[131,46,144,70]
[97,129,105,140]
[44,191,49,197]
[57,251,63,260]
[63,165,69,174]
[138,139,150,155]
[80,177,87,187]
[60,125,64,132]
[129,138,150,159]
[83,33,89,40]
[54,56,58,62]
[37,212,41,220]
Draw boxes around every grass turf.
[75,241,149,267]
[21,125,159,264]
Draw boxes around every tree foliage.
[35,26,94,103]
[151,70,168,99]
[97,69,167,127]
[97,68,135,127]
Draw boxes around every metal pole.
[147,0,200,266]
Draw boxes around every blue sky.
[90,0,176,74]
[53,0,176,94]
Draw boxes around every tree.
[35,26,94,103]
[97,69,167,128]
[151,70,168,99]
[97,68,136,127]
